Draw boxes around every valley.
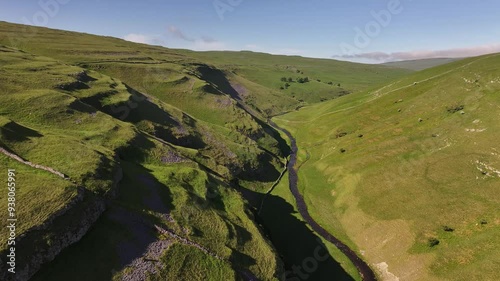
[273,53,500,281]
[0,18,498,281]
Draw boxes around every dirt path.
[268,120,377,281]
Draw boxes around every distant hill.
[382,57,462,70]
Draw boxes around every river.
[268,119,377,281]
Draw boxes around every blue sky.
[1,0,500,63]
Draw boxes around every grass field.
[259,171,363,281]
[0,23,287,280]
[3,19,494,281]
[179,50,412,115]
[382,58,461,71]
[274,53,500,280]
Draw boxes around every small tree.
[288,77,293,82]
[284,83,290,89]
[281,77,287,82]
[304,77,309,83]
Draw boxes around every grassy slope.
[260,171,363,281]
[0,21,289,189]
[0,42,281,280]
[382,58,461,71]
[258,130,362,280]
[0,45,133,243]
[180,50,412,114]
[0,21,412,280]
[0,21,411,120]
[274,54,500,280]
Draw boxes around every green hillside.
[274,53,500,281]
[0,21,413,281]
[382,58,461,71]
[180,50,411,111]
[0,44,282,281]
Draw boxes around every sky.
[1,0,500,63]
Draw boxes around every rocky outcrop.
[154,225,223,260]
[1,193,107,281]
[0,155,123,281]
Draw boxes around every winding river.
[268,119,377,281]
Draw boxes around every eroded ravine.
[268,120,377,281]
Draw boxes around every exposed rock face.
[120,239,172,281]
[4,195,106,281]
[0,165,123,281]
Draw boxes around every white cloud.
[123,33,153,44]
[167,26,194,42]
[192,40,227,51]
[334,43,500,63]
[167,25,219,45]
[167,25,228,51]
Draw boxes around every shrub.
[296,77,309,84]
[428,238,440,247]
[447,104,464,113]
[443,226,454,232]
[335,131,347,138]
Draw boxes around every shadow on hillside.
[193,64,293,169]
[195,64,292,158]
[195,64,241,100]
[257,117,291,158]
[81,84,206,150]
[121,85,178,125]
[1,120,43,142]
[237,152,282,183]
[123,85,206,149]
[32,162,176,281]
[258,193,355,281]
[69,99,98,113]
[229,250,257,274]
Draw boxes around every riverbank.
[268,119,377,281]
